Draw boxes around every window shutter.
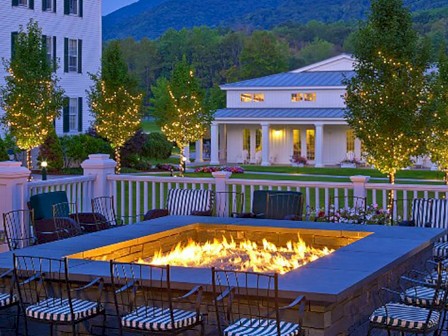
[77,39,82,73]
[64,38,68,73]
[53,36,57,72]
[78,97,83,132]
[42,0,46,11]
[12,0,18,7]
[79,0,83,17]
[63,98,70,133]
[11,32,18,59]
[29,0,34,9]
[53,0,56,12]
[64,0,69,15]
[42,34,47,51]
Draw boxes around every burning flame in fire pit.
[138,235,333,274]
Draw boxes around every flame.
[138,235,333,274]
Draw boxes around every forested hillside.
[103,0,447,40]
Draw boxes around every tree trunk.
[179,152,185,177]
[388,172,395,214]
[114,147,121,174]
[445,171,448,185]
[26,149,32,181]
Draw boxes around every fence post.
[212,171,232,216]
[81,154,117,201]
[350,175,370,205]
[0,162,30,252]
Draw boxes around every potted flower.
[290,154,307,167]
[340,158,359,168]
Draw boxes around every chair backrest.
[29,191,69,220]
[3,209,35,250]
[52,202,82,239]
[92,196,118,227]
[13,255,72,312]
[252,190,303,219]
[215,192,244,217]
[265,193,302,220]
[212,268,280,336]
[412,198,433,227]
[166,189,215,216]
[430,199,448,241]
[110,261,174,323]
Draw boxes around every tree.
[0,20,65,170]
[88,41,143,174]
[344,0,431,205]
[38,127,64,172]
[151,57,213,176]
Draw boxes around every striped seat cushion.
[26,298,103,322]
[431,199,448,242]
[0,293,17,307]
[122,306,202,331]
[413,199,432,228]
[166,189,213,216]
[425,270,448,284]
[224,318,301,336]
[370,303,439,330]
[401,286,445,307]
[434,242,448,258]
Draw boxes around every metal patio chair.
[110,261,204,335]
[92,196,145,227]
[265,192,303,220]
[212,268,306,336]
[13,255,105,336]
[52,202,83,240]
[3,209,37,250]
[0,268,19,333]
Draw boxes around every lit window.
[18,0,27,5]
[68,39,78,72]
[43,0,52,11]
[69,0,78,15]
[240,93,252,103]
[69,98,78,131]
[253,93,264,102]
[346,130,355,152]
[304,93,316,102]
[291,93,303,102]
[306,130,315,160]
[293,130,301,156]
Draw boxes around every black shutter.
[11,32,18,59]
[12,0,18,6]
[29,0,34,9]
[64,37,68,72]
[42,0,46,11]
[42,34,47,51]
[53,0,56,12]
[79,0,83,17]
[63,98,70,133]
[77,39,82,73]
[78,97,83,132]
[64,0,69,14]
[52,36,57,72]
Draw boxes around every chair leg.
[200,322,205,336]
[15,305,20,336]
[367,324,373,336]
[72,322,76,336]
[101,311,106,336]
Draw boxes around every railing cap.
[81,154,117,170]
[0,161,30,179]
[350,175,370,183]
[212,171,232,178]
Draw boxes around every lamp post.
[41,161,48,181]
[7,149,14,161]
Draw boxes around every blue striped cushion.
[166,189,213,216]
[26,298,103,322]
[425,270,448,284]
[413,199,432,228]
[370,303,439,330]
[224,318,300,336]
[434,242,448,258]
[122,306,201,331]
[0,293,17,307]
[431,199,448,242]
[401,286,445,307]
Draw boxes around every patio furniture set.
[1,188,448,335]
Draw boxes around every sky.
[102,0,137,15]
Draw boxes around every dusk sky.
[103,0,137,15]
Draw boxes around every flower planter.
[340,163,356,168]
[291,163,305,167]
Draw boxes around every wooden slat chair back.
[166,189,215,216]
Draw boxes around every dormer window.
[240,93,265,103]
[304,93,316,102]
[291,92,316,102]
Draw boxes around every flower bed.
[311,203,391,224]
[194,166,244,174]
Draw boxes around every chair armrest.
[401,275,437,289]
[173,285,202,301]
[0,269,14,279]
[19,272,42,286]
[279,295,306,311]
[72,277,103,292]
[216,286,235,302]
[143,209,169,220]
[115,280,138,294]
[73,212,97,224]
[191,210,212,217]
[279,295,306,326]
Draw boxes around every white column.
[195,139,203,163]
[300,129,307,159]
[354,138,362,161]
[212,171,232,217]
[261,123,271,166]
[183,146,191,164]
[210,123,219,165]
[250,128,256,164]
[350,175,370,208]
[314,123,324,167]
[81,154,117,200]
[219,124,227,161]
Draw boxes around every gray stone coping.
[0,216,444,303]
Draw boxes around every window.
[68,39,78,72]
[346,130,355,152]
[306,130,315,160]
[45,36,52,64]
[43,0,52,11]
[69,0,78,14]
[69,98,78,131]
[291,92,316,102]
[240,93,265,103]
[18,0,27,5]
[293,130,301,156]
[12,0,33,9]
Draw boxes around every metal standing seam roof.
[214,108,346,119]
[220,71,355,89]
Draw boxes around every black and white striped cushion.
[370,303,439,330]
[413,199,432,228]
[434,242,448,258]
[26,298,102,322]
[0,293,17,307]
[401,286,445,307]
[431,199,448,242]
[166,189,213,216]
[122,306,201,331]
[224,318,300,336]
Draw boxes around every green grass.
[141,120,161,133]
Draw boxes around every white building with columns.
[210,54,362,167]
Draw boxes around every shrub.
[156,163,179,171]
[60,134,113,168]
[125,154,152,170]
[39,127,64,172]
[0,138,8,161]
[121,130,148,167]
[142,133,173,160]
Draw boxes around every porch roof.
[214,108,345,119]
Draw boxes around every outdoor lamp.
[41,161,48,181]
[7,149,14,161]
[182,156,187,173]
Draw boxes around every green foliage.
[142,132,172,160]
[297,38,337,66]
[60,134,113,168]
[345,0,431,182]
[0,138,8,161]
[38,127,64,172]
[0,20,64,169]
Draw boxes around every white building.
[210,54,362,167]
[0,0,101,135]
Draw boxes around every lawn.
[141,120,161,133]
